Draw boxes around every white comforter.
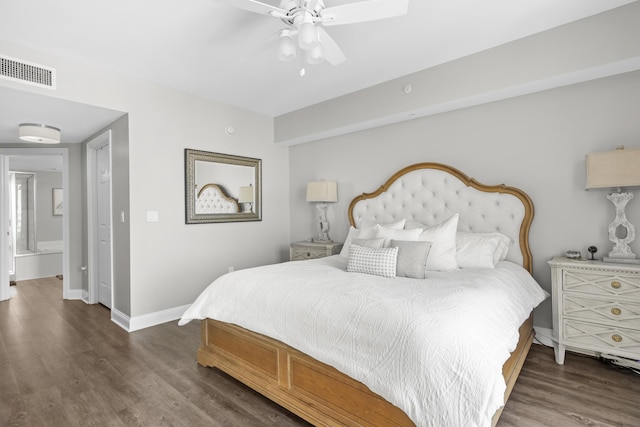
[179,256,548,427]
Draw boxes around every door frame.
[0,147,70,299]
[86,131,114,307]
[0,155,9,301]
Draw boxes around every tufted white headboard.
[195,183,240,214]
[348,163,534,272]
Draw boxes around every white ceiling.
[0,0,636,144]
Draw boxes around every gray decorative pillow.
[391,240,432,279]
[347,244,398,278]
[352,237,385,249]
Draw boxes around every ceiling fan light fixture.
[277,29,297,62]
[306,44,324,64]
[298,14,318,50]
[18,123,61,144]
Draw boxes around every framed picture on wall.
[53,188,63,216]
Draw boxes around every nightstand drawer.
[563,294,640,328]
[563,269,640,300]
[290,241,343,261]
[563,319,640,357]
[291,246,325,260]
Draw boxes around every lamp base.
[606,191,638,263]
[314,203,331,243]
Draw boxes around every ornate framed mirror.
[185,149,262,224]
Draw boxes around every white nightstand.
[290,241,343,261]
[548,256,640,365]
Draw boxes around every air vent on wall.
[0,54,56,89]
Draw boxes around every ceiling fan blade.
[320,0,409,26]
[316,27,346,66]
[214,0,287,18]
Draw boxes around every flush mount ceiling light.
[19,123,61,144]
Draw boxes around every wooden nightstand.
[290,241,343,261]
[548,256,640,365]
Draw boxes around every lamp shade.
[19,123,61,144]
[306,44,324,64]
[298,14,318,50]
[238,185,254,203]
[306,181,337,202]
[586,147,640,189]
[277,29,296,62]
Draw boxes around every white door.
[97,144,112,308]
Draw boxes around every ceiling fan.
[215,0,409,70]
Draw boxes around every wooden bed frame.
[197,163,536,426]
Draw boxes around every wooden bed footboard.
[197,315,534,427]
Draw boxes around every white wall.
[289,70,640,329]
[0,39,291,323]
[15,253,61,281]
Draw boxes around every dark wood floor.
[1,278,639,427]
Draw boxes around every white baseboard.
[111,308,130,331]
[117,304,191,333]
[65,288,84,300]
[533,326,554,347]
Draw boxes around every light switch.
[120,211,125,223]
[147,211,159,222]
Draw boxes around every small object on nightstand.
[565,250,581,260]
[587,246,598,260]
[290,241,343,261]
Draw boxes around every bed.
[195,183,240,214]
[180,162,548,427]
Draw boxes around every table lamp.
[306,181,338,242]
[586,146,640,263]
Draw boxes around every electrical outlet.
[228,266,234,273]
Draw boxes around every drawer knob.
[611,334,623,343]
[611,307,622,316]
[610,281,621,289]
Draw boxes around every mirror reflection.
[185,149,261,224]
[11,172,37,255]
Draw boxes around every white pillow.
[352,237,385,249]
[391,240,432,279]
[411,214,460,271]
[375,225,423,247]
[340,226,379,258]
[360,218,406,230]
[347,244,398,278]
[456,231,511,268]
[340,219,406,258]
[495,234,511,262]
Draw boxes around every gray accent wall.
[289,71,640,330]
[35,170,63,242]
[286,3,640,330]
